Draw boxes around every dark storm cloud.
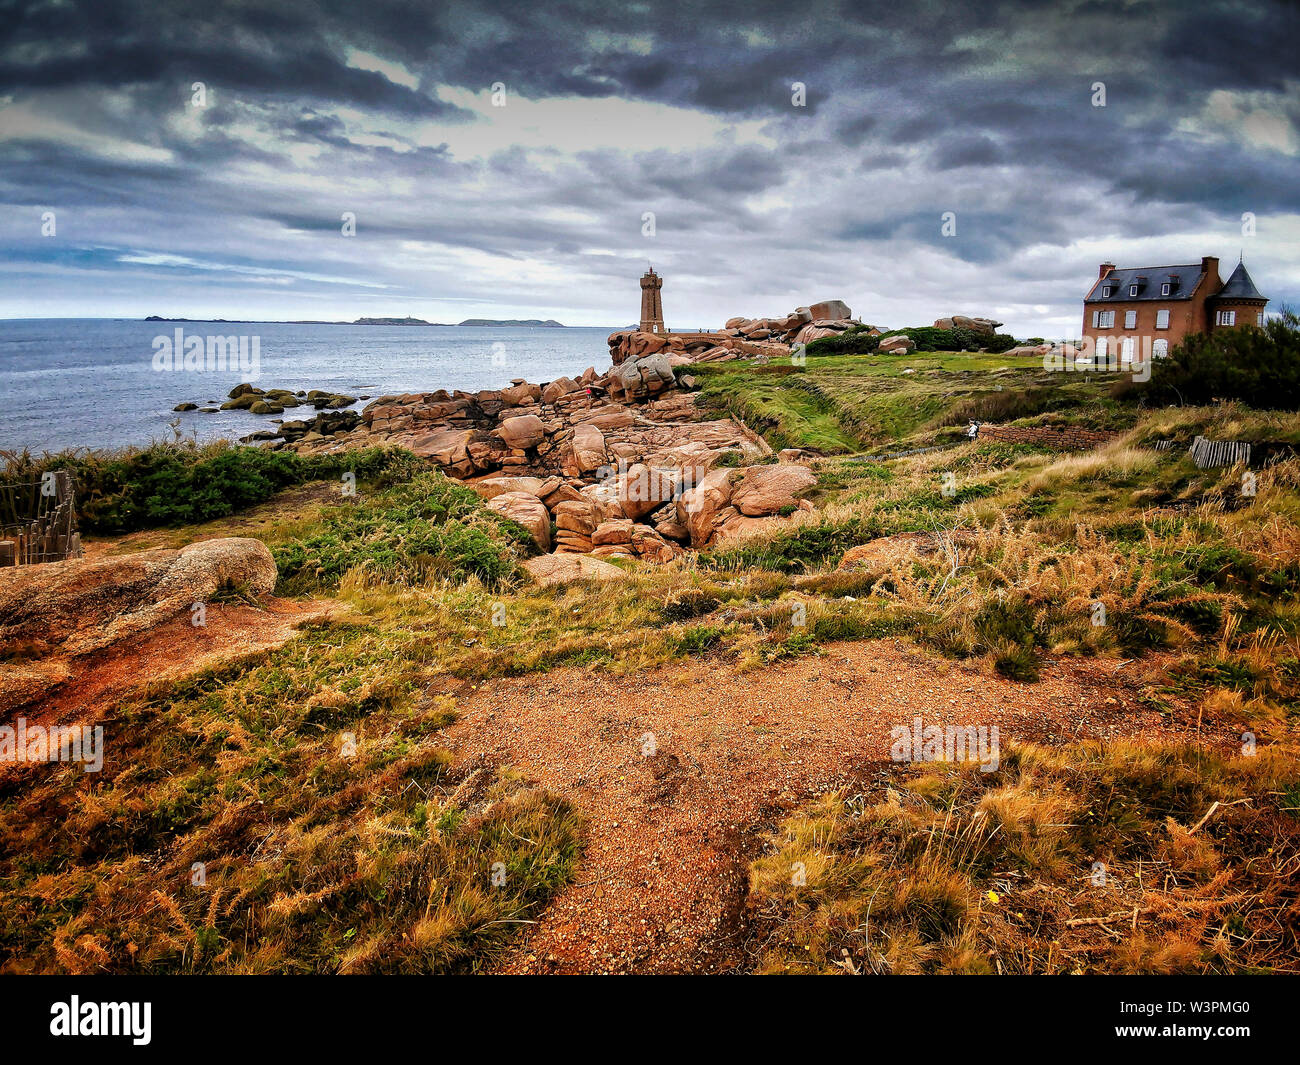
[1,0,1297,324]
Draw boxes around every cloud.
[0,0,1296,330]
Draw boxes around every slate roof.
[1214,260,1267,302]
[1084,264,1204,302]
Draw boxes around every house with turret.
[1081,255,1268,362]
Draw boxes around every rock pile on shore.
[607,298,872,366]
[264,350,819,555]
[174,383,362,417]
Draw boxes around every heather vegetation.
[0,614,580,973]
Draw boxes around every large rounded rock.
[541,377,580,405]
[500,382,543,407]
[568,422,606,476]
[495,414,546,449]
[731,464,817,516]
[809,299,852,321]
[616,463,679,521]
[523,553,628,586]
[608,352,675,401]
[879,334,916,353]
[407,428,475,476]
[486,491,552,552]
[675,467,736,547]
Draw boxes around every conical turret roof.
[1217,260,1266,301]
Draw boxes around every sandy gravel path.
[444,641,1198,974]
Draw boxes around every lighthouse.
[639,267,666,333]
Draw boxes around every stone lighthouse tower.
[639,267,666,333]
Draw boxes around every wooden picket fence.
[0,470,82,566]
[1189,436,1252,470]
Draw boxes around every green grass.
[692,350,1137,455]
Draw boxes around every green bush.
[880,326,985,352]
[703,515,882,573]
[1138,310,1300,409]
[273,471,531,593]
[983,333,1020,354]
[1,443,423,533]
[803,326,881,357]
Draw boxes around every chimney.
[1099,262,1115,278]
[1201,255,1219,282]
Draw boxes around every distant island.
[353,317,566,327]
[145,315,566,327]
[453,318,565,328]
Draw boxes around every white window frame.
[1155,309,1170,330]
[1124,310,1137,329]
[1258,312,1265,326]
[1129,284,1139,297]
[1161,283,1171,296]
[1121,337,1136,363]
[1102,286,1113,297]
[1153,338,1168,358]
[1096,337,1109,359]
[1096,310,1114,329]
[1216,309,1236,326]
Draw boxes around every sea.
[0,319,617,454]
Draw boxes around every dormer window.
[1161,283,1171,296]
[1129,284,1139,297]
[1102,286,1114,297]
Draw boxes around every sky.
[1,0,1298,337]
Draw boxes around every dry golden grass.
[747,740,1300,974]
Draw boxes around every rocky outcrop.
[607,298,865,366]
[0,537,277,660]
[933,315,1003,336]
[260,334,811,563]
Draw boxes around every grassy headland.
[3,326,1299,973]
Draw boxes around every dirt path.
[444,642,1204,974]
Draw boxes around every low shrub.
[273,470,531,593]
[1134,309,1300,409]
[1,442,424,533]
[803,326,881,357]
